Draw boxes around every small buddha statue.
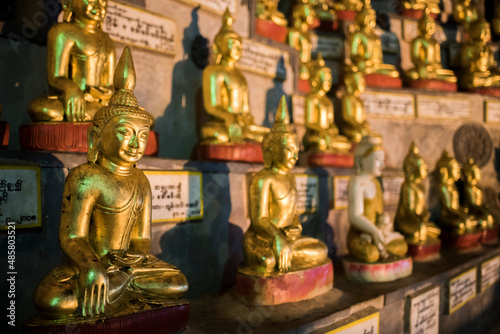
[435,150,477,234]
[33,47,188,319]
[461,157,495,229]
[347,135,408,263]
[200,9,269,145]
[28,0,116,122]
[395,143,440,244]
[333,0,363,12]
[287,0,316,81]
[347,1,400,81]
[242,96,329,274]
[405,8,457,85]
[338,65,370,143]
[256,0,288,27]
[453,0,478,31]
[303,54,351,153]
[460,19,500,90]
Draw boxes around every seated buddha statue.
[33,47,188,319]
[338,65,370,143]
[347,135,408,263]
[348,0,400,80]
[287,0,316,81]
[242,97,329,274]
[28,0,115,122]
[435,150,477,234]
[453,0,478,31]
[200,9,269,145]
[460,19,500,90]
[394,143,440,245]
[405,8,457,86]
[256,0,287,27]
[303,54,351,153]
[461,157,495,229]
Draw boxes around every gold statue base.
[465,87,500,97]
[0,121,9,149]
[19,122,159,156]
[234,261,333,305]
[255,18,288,43]
[342,256,413,282]
[407,239,441,262]
[407,79,457,92]
[304,151,354,168]
[198,142,263,163]
[365,74,402,89]
[401,9,439,20]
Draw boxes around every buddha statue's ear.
[62,0,73,22]
[87,126,102,163]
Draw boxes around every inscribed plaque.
[237,39,290,79]
[480,255,500,292]
[416,95,470,119]
[333,176,349,210]
[361,91,415,118]
[295,174,319,214]
[327,312,379,334]
[405,286,440,334]
[448,267,477,314]
[382,176,404,205]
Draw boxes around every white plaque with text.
[333,176,349,210]
[103,1,177,55]
[175,0,237,15]
[417,95,471,119]
[311,34,344,59]
[237,39,289,79]
[406,286,440,334]
[485,100,500,123]
[383,176,404,205]
[480,255,500,292]
[361,91,415,118]
[448,267,477,314]
[145,171,203,223]
[327,312,379,334]
[295,174,319,214]
[0,166,42,230]
[291,95,306,124]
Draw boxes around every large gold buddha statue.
[347,0,400,81]
[460,19,500,90]
[338,65,370,143]
[256,0,288,27]
[453,0,478,30]
[303,55,351,153]
[347,135,408,263]
[395,143,440,245]
[33,47,188,320]
[200,9,269,145]
[405,8,457,86]
[242,97,329,274]
[28,0,116,122]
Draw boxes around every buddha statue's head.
[292,0,316,28]
[88,47,154,167]
[263,96,298,171]
[354,135,385,177]
[463,157,481,185]
[309,54,332,93]
[344,64,366,95]
[403,142,428,181]
[355,0,376,30]
[213,9,242,64]
[436,150,461,183]
[62,0,108,23]
[418,7,436,37]
[470,19,491,44]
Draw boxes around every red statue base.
[481,226,499,244]
[407,239,441,262]
[307,152,354,168]
[298,79,311,93]
[466,87,500,97]
[314,19,339,32]
[254,18,288,43]
[0,121,9,149]
[365,73,402,89]
[234,261,333,305]
[407,79,457,92]
[18,122,159,156]
[198,142,263,163]
[24,302,190,334]
[342,256,413,282]
[336,10,356,21]
[400,9,438,19]
[440,229,483,250]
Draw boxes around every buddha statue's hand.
[89,86,114,103]
[273,234,292,272]
[78,262,108,317]
[63,85,86,122]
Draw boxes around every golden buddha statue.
[347,0,400,79]
[462,157,495,229]
[33,47,188,319]
[395,143,440,244]
[405,8,457,84]
[287,0,316,81]
[460,19,500,90]
[333,0,362,11]
[435,150,477,234]
[453,0,478,30]
[303,54,351,153]
[347,135,408,263]
[200,9,269,145]
[242,96,329,274]
[256,0,288,27]
[28,0,116,122]
[339,65,370,143]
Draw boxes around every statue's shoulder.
[48,22,80,38]
[64,163,104,195]
[251,169,274,186]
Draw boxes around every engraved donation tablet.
[480,255,500,292]
[448,267,477,314]
[361,91,415,118]
[405,285,440,334]
[417,95,470,119]
[382,176,404,205]
[237,39,290,79]
[333,176,349,210]
[295,174,319,214]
